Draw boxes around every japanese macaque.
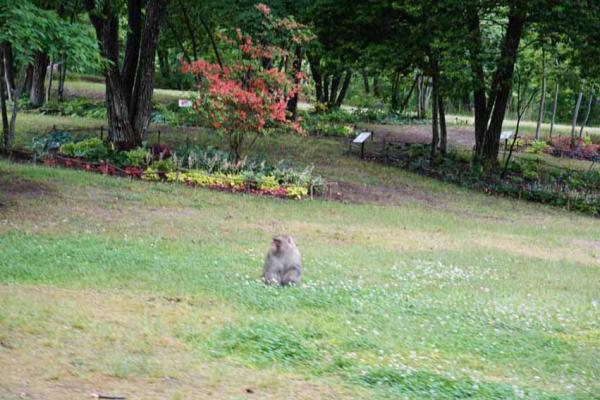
[262,235,302,286]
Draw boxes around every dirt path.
[361,123,475,148]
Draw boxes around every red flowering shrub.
[182,3,311,161]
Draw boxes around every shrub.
[123,147,151,167]
[525,140,550,154]
[31,130,73,158]
[59,137,109,162]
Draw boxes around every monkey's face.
[271,235,293,254]
[271,237,283,253]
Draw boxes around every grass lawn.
[1,136,599,399]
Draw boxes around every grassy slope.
[2,80,599,399]
[1,155,599,399]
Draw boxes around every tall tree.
[85,0,166,150]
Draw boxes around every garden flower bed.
[31,131,322,200]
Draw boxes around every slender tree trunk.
[361,69,369,94]
[438,95,447,155]
[29,51,49,107]
[308,55,323,104]
[329,74,341,106]
[177,0,198,60]
[400,75,417,113]
[46,59,54,103]
[579,93,594,138]
[549,80,559,138]
[334,70,352,108]
[373,75,380,97]
[199,17,224,70]
[391,70,400,110]
[0,49,9,151]
[323,75,330,106]
[430,91,439,165]
[535,49,546,140]
[1,43,14,102]
[571,92,583,141]
[417,75,424,118]
[286,46,302,119]
[7,74,24,151]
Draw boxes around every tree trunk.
[87,0,165,150]
[177,0,199,61]
[286,46,302,120]
[1,43,14,102]
[438,95,447,155]
[579,93,594,138]
[334,70,352,108]
[549,81,559,138]
[57,60,67,101]
[477,11,526,170]
[571,92,583,141]
[46,59,54,103]
[534,49,546,140]
[373,75,380,96]
[308,55,323,104]
[29,51,49,107]
[391,70,400,110]
[430,91,439,165]
[323,75,330,105]
[400,75,418,113]
[417,75,424,118]
[329,74,341,106]
[361,69,369,94]
[0,49,9,151]
[131,0,163,138]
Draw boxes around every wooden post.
[100,126,104,140]
[360,142,365,159]
[158,130,161,146]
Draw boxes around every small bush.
[59,137,109,162]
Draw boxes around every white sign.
[178,99,192,108]
[500,130,514,140]
[353,131,371,143]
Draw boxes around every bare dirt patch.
[0,174,56,209]
[363,123,475,148]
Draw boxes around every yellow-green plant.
[142,167,160,181]
[286,185,309,199]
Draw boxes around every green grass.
[1,155,599,399]
[2,79,599,398]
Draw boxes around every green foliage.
[59,137,108,162]
[123,148,151,168]
[39,99,107,119]
[30,130,73,158]
[151,159,174,172]
[526,140,550,154]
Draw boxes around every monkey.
[262,235,302,286]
